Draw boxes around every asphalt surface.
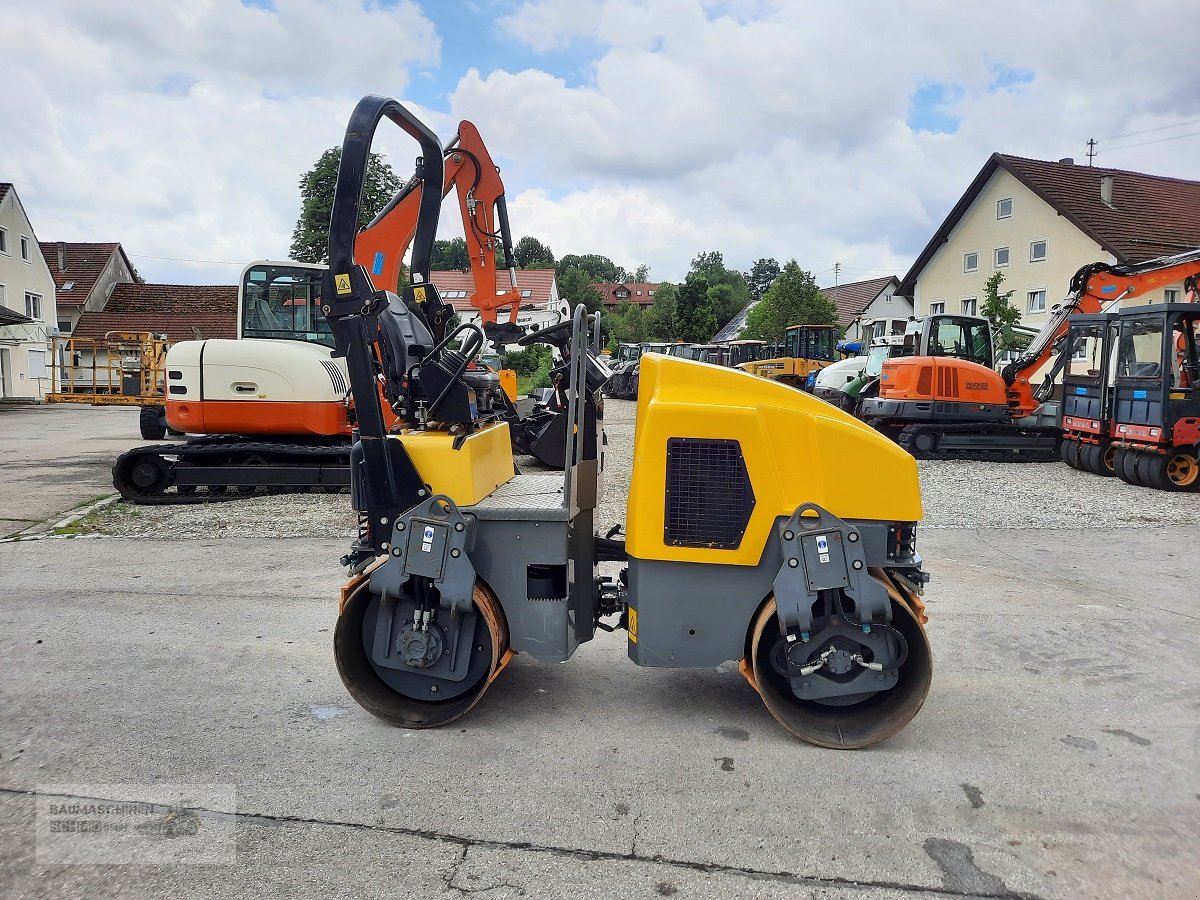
[1,402,1198,898]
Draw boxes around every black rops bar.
[321,96,444,560]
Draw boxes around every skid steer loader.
[325,96,932,748]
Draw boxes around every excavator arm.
[353,121,523,335]
[1002,248,1200,416]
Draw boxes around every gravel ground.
[73,397,1198,540]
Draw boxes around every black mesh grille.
[664,438,755,549]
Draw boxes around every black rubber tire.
[1095,442,1116,477]
[1078,442,1099,475]
[1060,439,1082,469]
[1144,449,1200,492]
[139,405,167,441]
[1115,447,1142,486]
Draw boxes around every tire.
[139,405,167,440]
[1115,447,1142,486]
[1078,442,1099,475]
[1095,442,1116,477]
[1060,439,1082,469]
[1144,448,1200,492]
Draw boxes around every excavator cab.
[1059,313,1119,475]
[325,95,933,748]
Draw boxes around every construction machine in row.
[325,95,933,748]
[861,251,1200,460]
[112,121,578,502]
[1057,250,1200,488]
[736,323,839,390]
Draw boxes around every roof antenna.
[1086,138,1096,166]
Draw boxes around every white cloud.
[3,0,1199,291]
[0,1,439,283]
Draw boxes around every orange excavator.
[112,121,541,502]
[860,251,1200,459]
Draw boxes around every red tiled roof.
[1000,155,1200,261]
[899,154,1200,295]
[819,276,898,328]
[38,241,128,307]
[428,268,557,312]
[72,283,237,341]
[593,282,660,307]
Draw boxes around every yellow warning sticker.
[334,273,352,295]
[627,607,638,644]
[413,286,427,303]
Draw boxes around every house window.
[520,289,532,298]
[929,301,945,315]
[963,252,978,273]
[20,235,31,262]
[994,247,1010,268]
[28,349,47,379]
[0,227,7,254]
[58,319,73,335]
[616,289,628,299]
[1165,289,1180,303]
[997,198,1013,219]
[1030,240,1047,262]
[648,290,655,296]
[0,283,5,306]
[636,289,642,295]
[1027,289,1046,313]
[961,297,977,316]
[25,291,43,320]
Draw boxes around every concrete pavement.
[0,404,149,537]
[1,527,1197,899]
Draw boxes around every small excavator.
[112,121,580,502]
[861,251,1200,460]
[325,95,933,749]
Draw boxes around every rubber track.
[896,423,1061,462]
[113,438,350,505]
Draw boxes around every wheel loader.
[326,96,932,748]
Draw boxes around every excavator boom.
[353,121,522,328]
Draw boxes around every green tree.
[604,301,649,347]
[514,236,556,269]
[432,238,469,270]
[981,271,1024,354]
[557,253,624,283]
[558,267,605,315]
[745,257,780,302]
[645,283,678,341]
[741,260,836,341]
[289,147,402,264]
[687,250,751,330]
[673,274,718,342]
[629,264,650,283]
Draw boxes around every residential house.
[898,154,1200,327]
[0,183,58,400]
[593,282,659,310]
[40,241,138,336]
[428,269,566,336]
[819,275,909,342]
[72,283,238,342]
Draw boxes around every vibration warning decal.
[413,286,427,303]
[627,607,638,643]
[334,273,352,295]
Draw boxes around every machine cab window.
[929,318,991,365]
[241,263,332,348]
[1116,317,1164,379]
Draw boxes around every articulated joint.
[370,494,477,614]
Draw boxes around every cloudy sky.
[4,0,1199,289]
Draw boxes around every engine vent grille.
[664,438,755,549]
[321,360,348,397]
